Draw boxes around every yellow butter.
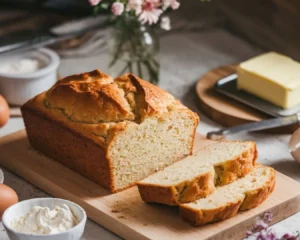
[237,52,300,109]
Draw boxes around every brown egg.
[289,127,300,163]
[0,95,9,128]
[0,184,18,219]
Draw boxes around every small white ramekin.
[2,198,87,240]
[0,48,60,105]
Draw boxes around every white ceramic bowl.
[2,198,87,240]
[0,48,60,105]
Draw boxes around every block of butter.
[237,52,300,109]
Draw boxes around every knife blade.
[207,113,300,140]
[0,15,108,55]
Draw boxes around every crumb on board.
[111,201,138,218]
[111,209,121,213]
[111,201,130,213]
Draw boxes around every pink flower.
[127,0,143,14]
[262,211,272,223]
[138,1,162,25]
[111,2,124,16]
[256,230,278,240]
[139,8,162,25]
[147,0,160,3]
[162,0,180,10]
[282,233,300,240]
[246,212,299,240]
[171,0,180,10]
[253,219,269,232]
[89,0,101,6]
[160,16,171,30]
[162,0,171,9]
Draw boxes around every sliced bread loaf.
[21,71,199,192]
[137,141,257,205]
[180,164,276,226]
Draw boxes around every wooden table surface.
[1,28,300,239]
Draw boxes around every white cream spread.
[11,204,78,235]
[0,58,40,74]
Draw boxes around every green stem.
[137,61,143,78]
[144,60,158,84]
[128,61,133,73]
[151,58,159,68]
[109,38,125,67]
[117,63,129,76]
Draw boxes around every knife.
[0,15,108,55]
[207,113,300,140]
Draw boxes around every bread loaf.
[180,165,276,226]
[137,141,257,205]
[21,70,199,192]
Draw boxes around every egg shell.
[0,95,9,128]
[0,184,18,219]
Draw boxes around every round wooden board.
[195,65,299,134]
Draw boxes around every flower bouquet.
[89,0,180,84]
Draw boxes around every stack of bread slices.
[137,141,276,226]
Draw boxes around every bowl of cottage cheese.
[2,198,86,240]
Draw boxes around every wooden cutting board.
[1,130,300,240]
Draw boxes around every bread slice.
[137,141,257,205]
[180,164,276,226]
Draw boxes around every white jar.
[0,48,60,105]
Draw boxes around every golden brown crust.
[22,70,199,193]
[214,141,257,185]
[178,172,215,203]
[180,197,243,226]
[21,107,113,190]
[179,166,276,226]
[137,141,257,206]
[137,171,215,206]
[137,184,178,206]
[189,112,200,155]
[24,71,198,148]
[45,71,184,124]
[240,167,276,210]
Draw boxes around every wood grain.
[221,0,300,61]
[195,65,299,133]
[0,130,300,240]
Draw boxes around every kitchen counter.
[1,28,300,239]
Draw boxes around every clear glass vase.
[109,15,160,85]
